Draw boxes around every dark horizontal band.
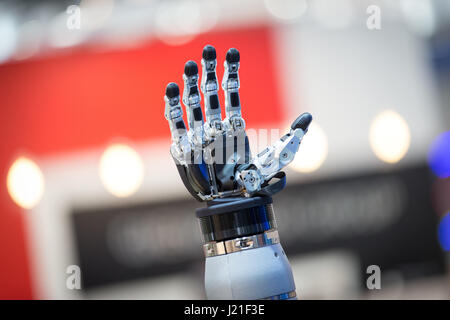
[196,197,276,243]
[196,196,273,217]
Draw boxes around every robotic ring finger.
[164,45,312,300]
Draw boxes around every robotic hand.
[164,45,313,299]
[164,45,312,202]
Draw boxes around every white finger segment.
[183,61,204,147]
[164,83,191,164]
[201,45,223,139]
[222,48,245,133]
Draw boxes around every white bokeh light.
[7,157,45,209]
[80,0,115,31]
[154,0,203,46]
[264,0,308,22]
[400,0,436,37]
[369,110,411,164]
[0,14,17,63]
[290,122,328,173]
[310,0,355,29]
[14,20,42,60]
[99,144,144,198]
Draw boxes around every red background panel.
[0,25,283,298]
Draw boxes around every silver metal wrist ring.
[203,229,280,257]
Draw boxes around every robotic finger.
[222,48,245,135]
[183,60,204,149]
[201,45,223,140]
[165,82,211,201]
[164,82,191,165]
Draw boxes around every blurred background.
[0,0,449,299]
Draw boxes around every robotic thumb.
[291,112,313,132]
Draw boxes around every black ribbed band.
[196,197,277,243]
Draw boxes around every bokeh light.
[438,212,450,251]
[99,143,144,198]
[290,122,328,173]
[154,0,203,46]
[309,0,355,29]
[14,20,42,61]
[0,14,17,63]
[80,0,115,31]
[400,0,436,37]
[7,157,45,209]
[369,110,411,164]
[264,0,308,22]
[428,131,450,178]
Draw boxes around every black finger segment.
[226,48,240,63]
[230,92,240,107]
[165,82,180,98]
[202,45,216,60]
[291,112,313,131]
[189,85,198,95]
[184,60,198,76]
[175,121,186,130]
[193,107,203,121]
[209,95,219,110]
